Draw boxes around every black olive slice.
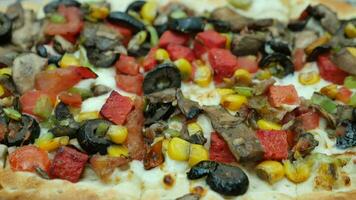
[168,17,205,33]
[77,119,112,154]
[5,115,40,146]
[108,12,145,32]
[35,44,48,58]
[143,63,181,95]
[187,161,218,179]
[44,0,81,13]
[306,45,331,62]
[144,102,175,125]
[125,1,146,13]
[55,102,73,120]
[0,12,12,44]
[265,40,291,56]
[86,48,119,68]
[259,53,294,78]
[207,19,231,33]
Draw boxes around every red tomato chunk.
[167,44,195,62]
[297,111,320,130]
[9,146,51,173]
[209,132,236,163]
[194,30,226,58]
[208,48,238,82]
[268,85,299,107]
[115,55,140,75]
[256,130,289,160]
[115,74,144,95]
[158,30,190,48]
[317,54,348,85]
[100,91,134,125]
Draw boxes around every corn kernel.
[283,160,311,183]
[107,125,128,144]
[298,71,320,85]
[187,122,203,136]
[194,65,212,87]
[46,64,58,71]
[220,94,247,111]
[59,53,80,68]
[167,137,190,161]
[35,134,69,152]
[155,48,170,62]
[256,70,271,80]
[90,4,109,20]
[305,34,331,55]
[174,58,192,81]
[216,88,235,96]
[140,1,158,24]
[344,23,356,38]
[256,160,285,184]
[221,33,232,49]
[107,145,129,157]
[234,69,251,84]
[0,85,5,97]
[320,84,338,99]
[257,119,282,131]
[347,47,356,57]
[0,68,11,75]
[188,144,209,166]
[76,111,99,122]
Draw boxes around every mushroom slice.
[331,48,356,75]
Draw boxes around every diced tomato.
[158,30,190,48]
[115,55,140,75]
[268,85,299,107]
[143,47,158,71]
[20,90,53,117]
[166,44,195,62]
[194,30,226,58]
[256,130,289,160]
[115,74,144,95]
[236,56,259,73]
[286,131,297,149]
[59,92,82,107]
[208,48,238,82]
[336,86,352,104]
[100,91,134,125]
[209,132,236,163]
[317,54,349,85]
[293,48,306,71]
[107,22,133,46]
[9,146,51,173]
[44,6,83,38]
[297,111,320,130]
[35,67,97,98]
[50,147,88,183]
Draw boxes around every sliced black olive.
[336,120,356,149]
[287,20,307,31]
[306,45,331,62]
[206,163,249,196]
[265,40,291,56]
[259,53,294,78]
[0,13,12,44]
[125,1,146,13]
[54,102,72,120]
[143,63,181,94]
[5,114,40,146]
[144,102,175,125]
[155,23,168,36]
[35,44,48,58]
[187,160,218,179]
[86,48,119,68]
[77,119,112,154]
[108,12,145,32]
[128,42,151,57]
[207,19,231,33]
[168,17,205,33]
[187,133,207,145]
[48,54,62,66]
[44,0,81,13]
[49,121,80,139]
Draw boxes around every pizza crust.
[295,190,356,200]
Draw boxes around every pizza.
[0,0,355,199]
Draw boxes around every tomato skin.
[115,74,144,95]
[115,55,139,75]
[256,130,289,160]
[268,85,299,107]
[293,48,306,71]
[100,91,134,125]
[143,47,158,71]
[159,30,190,48]
[336,86,352,104]
[44,6,83,37]
[59,92,82,107]
[9,146,51,173]
[297,111,320,130]
[236,56,259,73]
[317,54,349,85]
[166,44,195,62]
[20,90,53,117]
[194,30,226,58]
[209,132,236,163]
[208,48,238,82]
[50,147,88,183]
[74,67,98,79]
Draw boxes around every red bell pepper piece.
[50,147,89,183]
[115,55,140,75]
[194,30,226,58]
[317,54,349,85]
[209,132,236,163]
[59,92,82,107]
[115,74,144,95]
[167,44,195,62]
[256,130,289,160]
[158,30,190,48]
[100,91,134,125]
[143,47,158,71]
[9,146,51,173]
[208,48,238,82]
[268,85,299,107]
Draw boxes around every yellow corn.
[0,85,5,97]
[298,71,320,85]
[257,119,282,131]
[167,137,190,161]
[344,23,356,38]
[305,34,331,55]
[174,58,192,81]
[76,111,99,122]
[0,68,11,75]
[194,65,212,87]
[220,94,247,111]
[107,125,128,144]
[347,47,356,57]
[36,134,69,152]
[59,53,80,68]
[320,84,338,99]
[221,33,232,49]
[256,70,271,80]
[155,48,170,62]
[140,1,158,24]
[187,122,203,136]
[188,144,209,166]
[216,88,235,96]
[234,69,252,85]
[90,4,110,20]
[283,160,311,183]
[107,145,129,157]
[256,160,285,184]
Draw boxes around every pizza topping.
[209,132,236,163]
[256,160,285,184]
[291,133,319,157]
[158,30,190,48]
[259,53,294,78]
[331,47,356,75]
[0,12,12,44]
[144,140,164,170]
[268,85,299,107]
[317,54,349,85]
[107,12,145,33]
[335,120,356,149]
[256,130,288,161]
[168,17,205,34]
[283,159,312,183]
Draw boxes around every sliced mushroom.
[12,53,47,94]
[231,33,266,56]
[0,12,12,44]
[146,88,177,104]
[6,1,24,30]
[311,5,340,34]
[176,90,201,119]
[331,48,356,75]
[53,35,75,54]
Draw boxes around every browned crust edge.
[295,190,356,200]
